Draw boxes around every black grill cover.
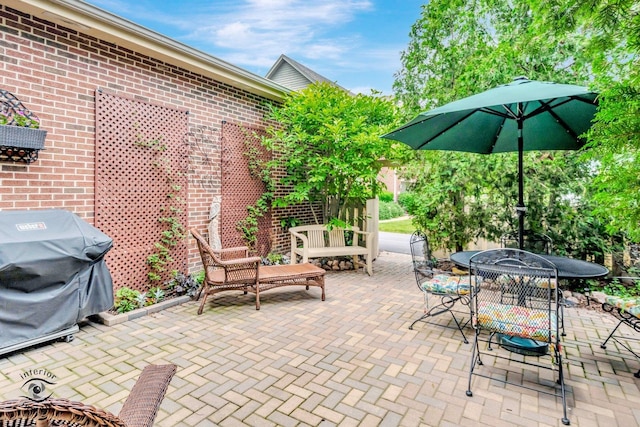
[0,209,113,350]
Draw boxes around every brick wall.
[0,6,309,283]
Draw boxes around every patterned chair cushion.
[496,274,557,289]
[421,274,471,295]
[605,295,640,319]
[476,301,557,341]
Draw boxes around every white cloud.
[303,42,348,60]
[171,1,373,66]
[88,0,403,91]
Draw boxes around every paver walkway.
[1,252,639,426]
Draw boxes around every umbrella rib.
[523,96,596,119]
[414,109,478,149]
[478,107,512,120]
[523,98,568,119]
[524,97,594,139]
[548,108,579,139]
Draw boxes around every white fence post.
[366,198,379,259]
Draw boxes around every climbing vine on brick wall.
[135,136,186,284]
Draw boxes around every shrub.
[165,271,201,298]
[263,252,290,265]
[148,286,165,304]
[378,191,394,203]
[114,287,142,313]
[591,277,640,298]
[397,192,417,211]
[379,201,405,220]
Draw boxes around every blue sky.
[87,0,425,95]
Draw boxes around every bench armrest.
[290,229,310,247]
[352,229,373,247]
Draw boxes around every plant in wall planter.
[0,89,48,163]
[0,119,46,147]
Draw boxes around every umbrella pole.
[517,116,525,250]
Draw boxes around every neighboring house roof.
[6,0,289,101]
[265,54,345,92]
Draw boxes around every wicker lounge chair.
[191,229,325,314]
[0,364,176,427]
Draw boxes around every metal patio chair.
[600,293,640,378]
[409,230,471,343]
[502,230,567,336]
[466,249,569,425]
[0,364,176,427]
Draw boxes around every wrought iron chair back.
[466,248,569,425]
[410,230,436,283]
[408,231,471,343]
[501,230,569,336]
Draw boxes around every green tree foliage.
[529,0,640,241]
[482,151,615,262]
[393,0,614,255]
[402,151,486,252]
[394,0,589,117]
[261,82,406,224]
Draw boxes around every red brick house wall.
[0,5,308,288]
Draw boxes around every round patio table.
[450,250,609,279]
[451,249,609,357]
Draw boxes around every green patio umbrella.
[382,77,598,249]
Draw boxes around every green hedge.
[397,192,417,211]
[378,191,394,203]
[379,201,405,220]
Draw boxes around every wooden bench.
[191,229,325,313]
[289,224,373,275]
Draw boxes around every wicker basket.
[0,124,47,149]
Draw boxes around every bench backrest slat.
[307,230,326,248]
[328,228,346,247]
[291,225,364,248]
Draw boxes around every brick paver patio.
[1,252,639,426]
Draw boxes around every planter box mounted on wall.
[0,89,47,164]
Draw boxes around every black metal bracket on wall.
[0,146,40,163]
